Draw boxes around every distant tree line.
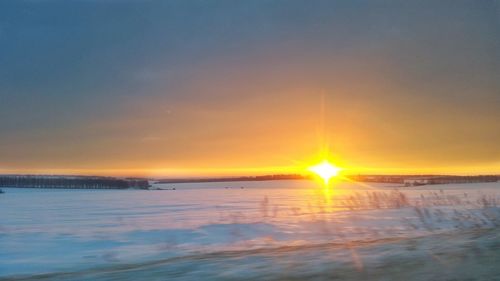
[348,175,498,185]
[426,175,498,185]
[156,174,498,185]
[0,175,150,189]
[156,174,310,184]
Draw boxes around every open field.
[1,181,499,280]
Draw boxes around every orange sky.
[1,1,499,177]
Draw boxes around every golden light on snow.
[308,160,341,185]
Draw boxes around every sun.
[308,160,341,184]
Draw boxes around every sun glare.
[308,160,341,184]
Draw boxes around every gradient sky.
[1,0,499,177]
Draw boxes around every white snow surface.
[1,181,499,280]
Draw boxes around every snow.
[0,181,499,280]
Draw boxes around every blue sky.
[0,0,499,176]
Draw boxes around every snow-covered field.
[1,180,499,280]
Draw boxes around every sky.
[0,0,499,177]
